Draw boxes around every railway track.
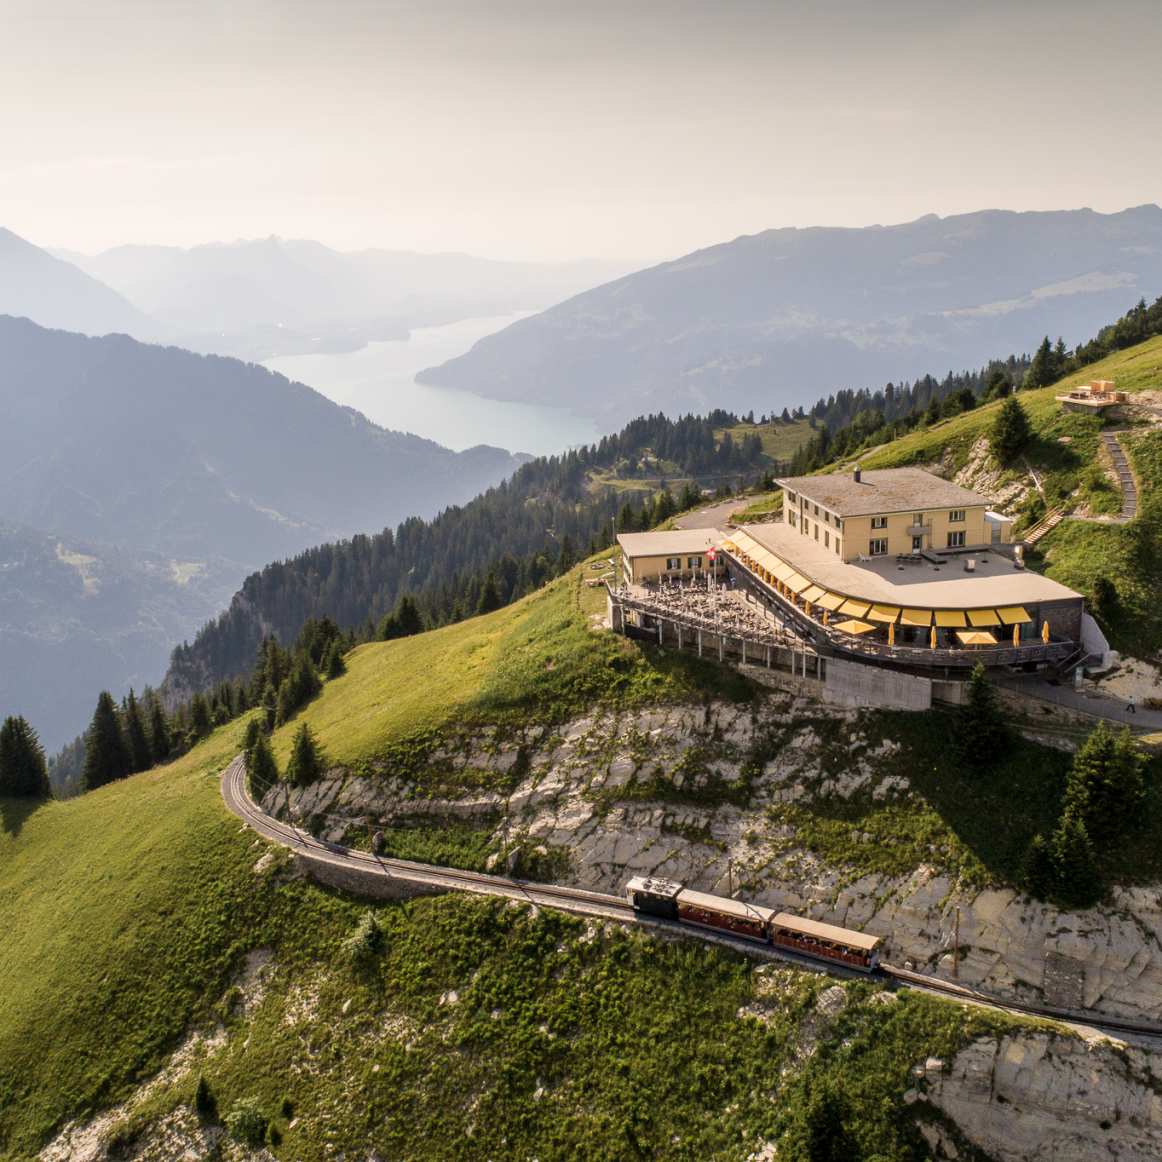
[220,756,1162,1045]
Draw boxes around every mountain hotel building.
[616,467,1086,671]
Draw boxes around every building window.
[949,509,965,523]
[666,557,681,570]
[824,531,830,548]
[814,523,820,540]
[687,556,702,569]
[786,491,797,505]
[835,519,843,532]
[835,539,841,555]
[947,531,965,548]
[871,515,887,530]
[869,538,888,556]
[788,512,796,527]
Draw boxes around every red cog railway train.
[626,876,883,972]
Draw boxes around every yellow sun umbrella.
[930,625,937,649]
[1041,620,1051,643]
[888,621,895,647]
[1012,623,1020,647]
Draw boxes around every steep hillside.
[0,316,524,749]
[0,524,238,753]
[0,228,152,338]
[5,589,1153,1162]
[418,205,1162,424]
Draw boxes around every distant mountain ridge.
[0,227,152,338]
[417,205,1162,424]
[65,237,631,360]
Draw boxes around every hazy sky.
[2,0,1159,261]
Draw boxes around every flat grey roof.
[739,522,1082,607]
[617,528,723,557]
[775,467,991,517]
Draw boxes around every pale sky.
[2,0,1159,261]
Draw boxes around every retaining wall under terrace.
[822,656,932,711]
[293,852,449,901]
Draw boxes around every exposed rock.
[925,1031,1162,1160]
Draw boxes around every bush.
[224,1096,268,1146]
[342,909,387,971]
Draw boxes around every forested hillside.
[163,411,771,696]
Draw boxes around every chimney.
[853,465,862,483]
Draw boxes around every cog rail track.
[221,756,1162,1044]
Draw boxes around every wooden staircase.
[1024,508,1065,545]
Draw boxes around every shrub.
[342,909,387,971]
[224,1097,268,1146]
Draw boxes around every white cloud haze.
[2,0,1159,260]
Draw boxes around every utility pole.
[953,906,960,980]
[727,858,734,897]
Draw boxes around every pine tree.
[1061,722,1146,841]
[324,640,346,679]
[0,716,50,798]
[380,594,424,640]
[557,534,577,573]
[616,501,638,533]
[477,573,502,615]
[1051,812,1101,908]
[122,690,153,773]
[189,693,212,740]
[990,396,1032,462]
[145,690,171,763]
[958,663,1009,765]
[82,691,130,791]
[1024,336,1053,388]
[285,723,324,788]
[246,732,280,798]
[1021,833,1056,899]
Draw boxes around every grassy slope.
[0,724,1023,1160]
[270,567,752,769]
[721,417,815,461]
[855,335,1162,654]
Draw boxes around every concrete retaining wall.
[823,656,932,711]
[294,852,448,901]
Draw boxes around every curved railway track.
[220,756,1162,1045]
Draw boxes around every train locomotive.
[625,875,882,972]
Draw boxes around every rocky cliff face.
[921,1031,1162,1160]
[266,693,1162,1023]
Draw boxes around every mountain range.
[0,316,526,749]
[417,205,1162,425]
[51,235,630,360]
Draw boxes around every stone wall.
[823,655,932,710]
[293,852,448,902]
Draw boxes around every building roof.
[617,528,723,557]
[677,888,776,923]
[774,467,990,517]
[737,522,1082,608]
[772,913,883,952]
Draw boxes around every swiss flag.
[707,547,717,561]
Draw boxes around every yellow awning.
[800,584,826,603]
[834,618,876,635]
[867,604,901,624]
[935,610,967,627]
[899,608,933,627]
[783,572,811,594]
[997,605,1032,625]
[815,591,846,611]
[956,629,997,646]
[838,598,871,618]
[720,540,738,553]
[771,560,797,582]
[967,609,1001,627]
